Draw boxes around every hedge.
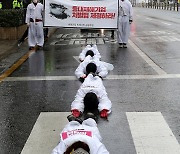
[0,9,25,27]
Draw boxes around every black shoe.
[84,112,97,121]
[119,43,123,48]
[37,46,43,50]
[67,114,83,124]
[29,46,35,50]
[123,43,127,48]
[111,35,114,39]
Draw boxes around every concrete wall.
[0,24,27,40]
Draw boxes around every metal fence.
[136,2,179,11]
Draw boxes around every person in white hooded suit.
[117,0,133,48]
[75,55,108,82]
[51,118,109,154]
[26,0,44,50]
[71,74,112,119]
[79,44,101,62]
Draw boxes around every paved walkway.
[0,40,17,60]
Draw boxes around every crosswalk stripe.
[126,112,180,154]
[21,112,70,154]
[21,112,180,154]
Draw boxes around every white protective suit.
[52,118,109,154]
[26,2,44,47]
[71,74,112,113]
[117,0,133,44]
[75,56,108,79]
[79,45,101,61]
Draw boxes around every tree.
[1,0,13,9]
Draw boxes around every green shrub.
[0,9,25,27]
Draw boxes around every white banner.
[44,0,118,28]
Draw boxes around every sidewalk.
[0,40,17,60]
[0,28,57,75]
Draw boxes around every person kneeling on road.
[71,74,112,119]
[51,117,109,154]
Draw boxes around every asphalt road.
[0,7,180,154]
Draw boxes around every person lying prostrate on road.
[75,55,108,82]
[79,44,101,62]
[51,117,109,154]
[71,73,112,119]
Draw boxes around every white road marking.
[142,31,173,36]
[128,40,167,75]
[4,76,76,81]
[56,34,63,38]
[169,36,180,41]
[54,43,68,46]
[3,74,180,81]
[137,35,180,43]
[158,36,169,42]
[62,34,69,38]
[146,17,153,21]
[88,33,92,37]
[146,18,171,26]
[161,22,171,26]
[69,39,75,45]
[75,40,80,44]
[73,56,81,63]
[21,112,180,154]
[97,38,104,44]
[86,38,96,44]
[50,41,57,45]
[106,74,180,79]
[21,112,70,154]
[72,34,79,38]
[126,112,180,154]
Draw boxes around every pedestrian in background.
[0,1,2,9]
[18,0,48,47]
[17,0,30,46]
[117,0,133,48]
[26,0,44,50]
[12,0,23,9]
